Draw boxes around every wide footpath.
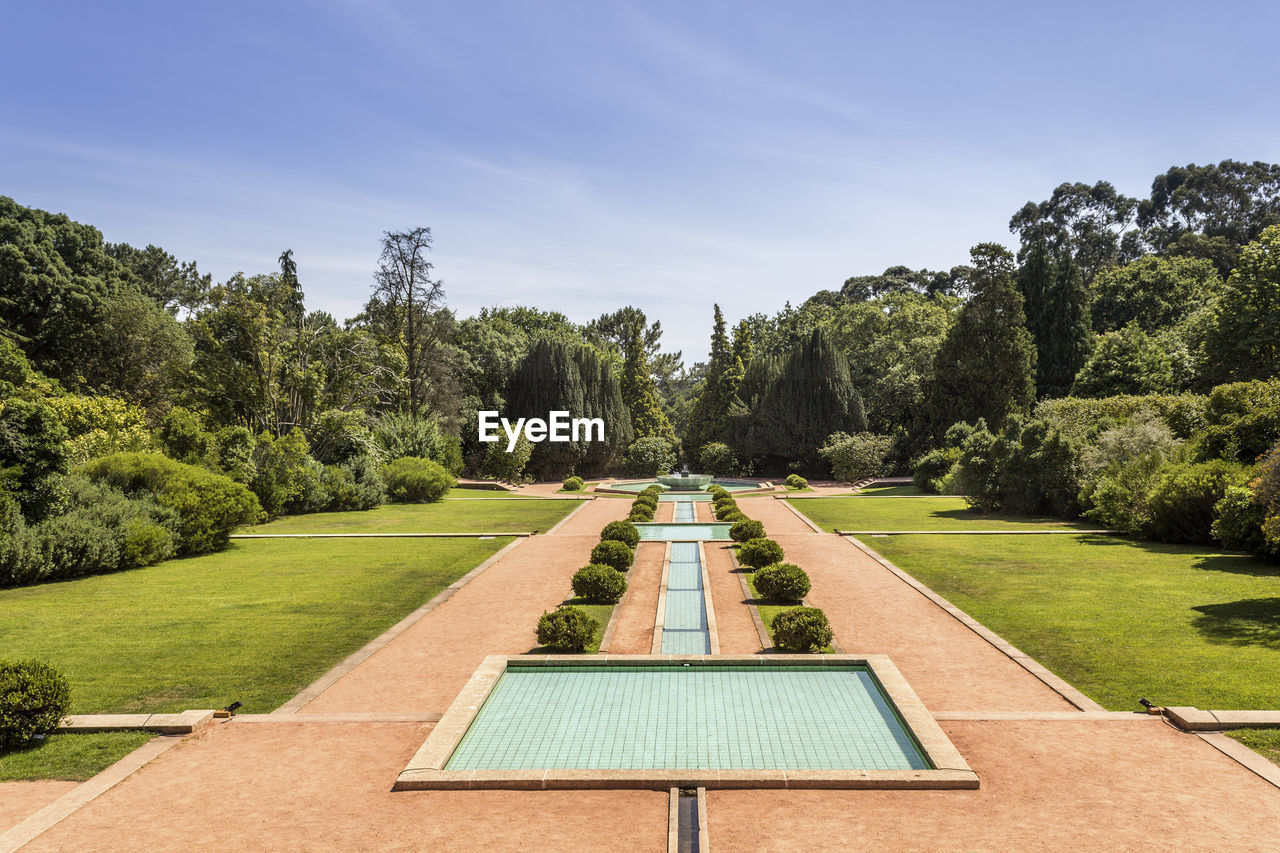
[3,491,1280,851]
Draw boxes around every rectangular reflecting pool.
[396,656,978,790]
[636,523,731,541]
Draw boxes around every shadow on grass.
[1191,598,1280,648]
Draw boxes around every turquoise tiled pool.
[636,523,730,541]
[663,541,709,654]
[443,663,931,771]
[673,500,696,522]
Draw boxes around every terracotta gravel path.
[605,541,665,654]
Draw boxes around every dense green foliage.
[381,456,454,503]
[729,518,765,543]
[571,563,627,604]
[621,436,676,477]
[562,476,584,492]
[752,563,810,602]
[0,659,71,749]
[769,607,833,652]
[818,432,894,482]
[589,539,634,572]
[599,520,640,548]
[535,607,597,652]
[738,537,784,569]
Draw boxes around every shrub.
[382,456,454,503]
[333,454,386,510]
[729,519,765,543]
[770,607,833,652]
[698,442,737,477]
[1145,460,1251,544]
[912,449,956,493]
[628,507,654,523]
[372,413,463,473]
[590,539,635,572]
[1212,486,1273,557]
[621,436,677,478]
[1034,393,1207,442]
[819,432,895,482]
[643,484,664,496]
[634,493,658,509]
[953,417,1079,517]
[738,537,784,569]
[0,659,71,749]
[79,453,260,555]
[720,509,747,524]
[535,607,597,652]
[571,564,627,603]
[754,563,810,602]
[600,520,640,548]
[785,474,808,490]
[562,476,584,492]
[1197,380,1280,464]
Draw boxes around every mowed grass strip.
[791,495,1096,532]
[868,533,1280,710]
[0,731,154,781]
[0,537,511,714]
[1227,729,1280,768]
[240,498,576,534]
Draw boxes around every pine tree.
[684,305,738,454]
[927,244,1036,438]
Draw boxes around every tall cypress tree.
[1019,238,1092,398]
[620,318,675,443]
[684,305,737,454]
[927,244,1036,438]
[751,327,865,468]
[576,344,633,473]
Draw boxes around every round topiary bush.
[729,519,765,543]
[600,520,640,549]
[720,509,747,525]
[571,563,628,603]
[381,456,455,503]
[738,537,785,569]
[643,484,664,496]
[770,606,833,652]
[0,659,71,749]
[536,607,598,652]
[562,476,584,492]
[628,507,654,523]
[753,563,811,602]
[785,474,808,490]
[634,492,658,506]
[590,539,635,572]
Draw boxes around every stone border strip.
[271,536,525,716]
[393,654,979,791]
[843,536,1107,712]
[666,788,680,853]
[58,710,214,734]
[773,495,826,533]
[837,529,1121,536]
[232,713,442,723]
[543,495,596,534]
[231,532,533,539]
[651,543,673,654]
[1164,707,1280,731]
[1195,732,1280,791]
[697,541,721,655]
[696,787,710,851]
[0,734,185,853]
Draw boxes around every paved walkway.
[9,488,1280,850]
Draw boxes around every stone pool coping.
[392,654,978,791]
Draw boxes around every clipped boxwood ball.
[729,518,765,543]
[562,476,584,492]
[754,562,810,602]
[600,520,640,548]
[628,507,653,523]
[719,509,747,524]
[0,659,71,749]
[770,606,833,652]
[536,607,598,652]
[572,563,627,604]
[738,537,784,569]
[590,539,635,572]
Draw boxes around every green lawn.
[447,489,581,500]
[0,732,154,781]
[868,533,1280,710]
[790,495,1097,532]
[1227,729,1280,767]
[240,499,575,534]
[0,537,511,713]
[855,484,924,496]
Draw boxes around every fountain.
[656,472,714,491]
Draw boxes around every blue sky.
[3,1,1278,360]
